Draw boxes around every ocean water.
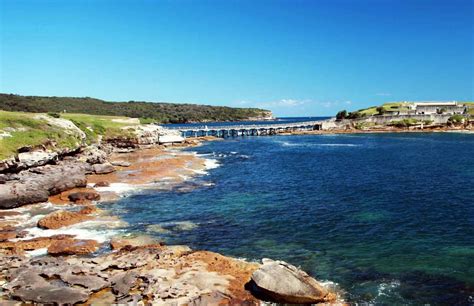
[107,133,474,304]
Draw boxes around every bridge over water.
[168,120,327,138]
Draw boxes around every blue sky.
[0,0,472,116]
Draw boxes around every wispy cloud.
[256,99,309,108]
[375,93,392,97]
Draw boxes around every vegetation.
[0,111,140,159]
[388,118,419,128]
[355,122,376,130]
[337,102,412,118]
[448,114,465,124]
[0,94,271,124]
[0,111,82,159]
[336,110,348,120]
[463,102,474,116]
[60,113,138,144]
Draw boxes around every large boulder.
[48,238,99,255]
[68,191,101,203]
[0,161,88,209]
[17,151,58,169]
[248,259,335,304]
[78,146,108,164]
[94,181,110,187]
[93,163,115,174]
[111,160,131,167]
[37,210,92,229]
[0,234,75,253]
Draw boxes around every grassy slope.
[463,102,474,115]
[357,102,412,116]
[0,93,271,124]
[0,111,138,160]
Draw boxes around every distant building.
[412,102,466,115]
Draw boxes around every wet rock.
[37,210,92,229]
[93,163,115,174]
[0,210,21,218]
[48,238,99,255]
[111,160,131,167]
[94,181,110,187]
[68,190,101,203]
[79,205,99,215]
[0,234,75,252]
[0,230,18,241]
[110,235,160,250]
[248,258,335,304]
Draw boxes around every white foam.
[317,143,359,147]
[25,248,48,257]
[94,183,138,195]
[204,158,220,170]
[376,280,401,297]
[20,221,123,243]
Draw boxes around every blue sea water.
[108,133,474,304]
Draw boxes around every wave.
[204,158,220,169]
[93,183,140,195]
[20,220,124,244]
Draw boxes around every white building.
[412,102,466,115]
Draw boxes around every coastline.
[0,137,339,305]
[2,126,471,304]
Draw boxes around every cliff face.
[246,110,275,121]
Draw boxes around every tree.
[336,110,347,120]
[376,106,385,115]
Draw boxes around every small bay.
[107,132,474,304]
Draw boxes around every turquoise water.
[108,133,474,304]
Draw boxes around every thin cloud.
[256,99,308,108]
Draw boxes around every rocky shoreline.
[0,135,339,305]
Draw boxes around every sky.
[0,0,473,117]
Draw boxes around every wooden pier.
[169,120,325,138]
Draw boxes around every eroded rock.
[93,163,115,174]
[94,181,110,187]
[249,258,335,304]
[0,234,75,252]
[68,190,101,203]
[37,210,92,229]
[48,238,99,255]
[0,161,89,209]
[111,160,131,167]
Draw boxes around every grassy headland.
[337,101,474,120]
[0,111,137,160]
[0,93,272,124]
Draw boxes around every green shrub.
[47,112,60,118]
[389,118,418,128]
[139,117,157,124]
[448,114,465,123]
[376,106,385,115]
